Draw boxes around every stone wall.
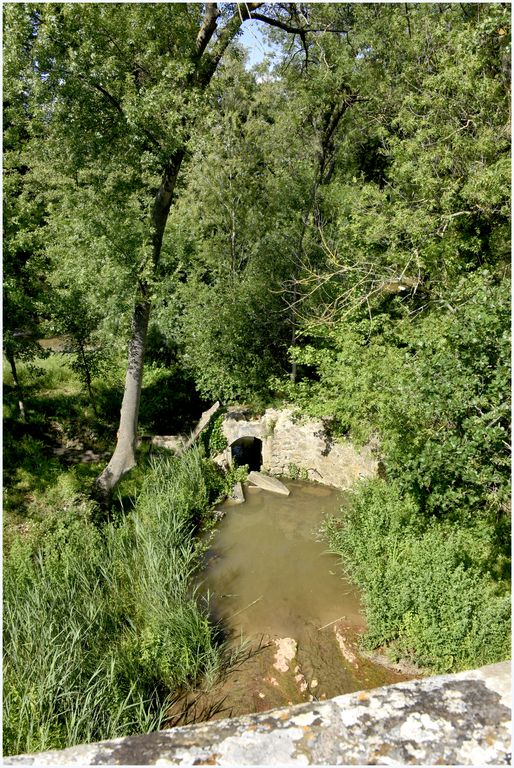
[6,662,511,765]
[219,407,377,490]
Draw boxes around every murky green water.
[189,480,411,722]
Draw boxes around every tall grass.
[3,449,225,756]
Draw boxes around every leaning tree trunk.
[94,153,184,506]
[94,298,150,505]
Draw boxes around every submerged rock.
[273,638,297,672]
[334,624,359,669]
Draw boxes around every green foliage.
[3,7,50,375]
[292,271,510,525]
[163,55,311,403]
[287,463,308,481]
[222,461,249,498]
[323,480,511,672]
[305,270,510,671]
[3,449,226,756]
[173,263,291,405]
[200,411,228,458]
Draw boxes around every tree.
[163,54,305,402]
[288,3,510,323]
[163,9,364,396]
[286,2,511,524]
[4,3,353,503]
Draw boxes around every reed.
[3,448,225,756]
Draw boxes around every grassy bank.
[3,448,229,756]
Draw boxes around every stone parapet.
[6,662,510,765]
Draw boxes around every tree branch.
[196,3,220,58]
[196,2,264,86]
[248,12,348,36]
[89,79,124,115]
[83,77,161,151]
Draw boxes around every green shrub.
[287,463,308,481]
[322,479,511,672]
[292,272,511,526]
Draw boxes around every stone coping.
[5,661,511,766]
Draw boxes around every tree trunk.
[78,339,97,416]
[7,350,26,421]
[94,153,184,506]
[94,297,150,505]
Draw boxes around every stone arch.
[230,436,262,472]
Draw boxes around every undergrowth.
[321,479,511,673]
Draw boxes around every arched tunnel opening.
[230,437,262,472]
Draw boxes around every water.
[189,480,411,722]
[202,481,364,643]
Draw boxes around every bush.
[322,479,511,673]
[292,272,511,526]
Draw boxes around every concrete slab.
[6,662,510,765]
[247,471,290,495]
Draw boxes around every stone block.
[231,481,245,504]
